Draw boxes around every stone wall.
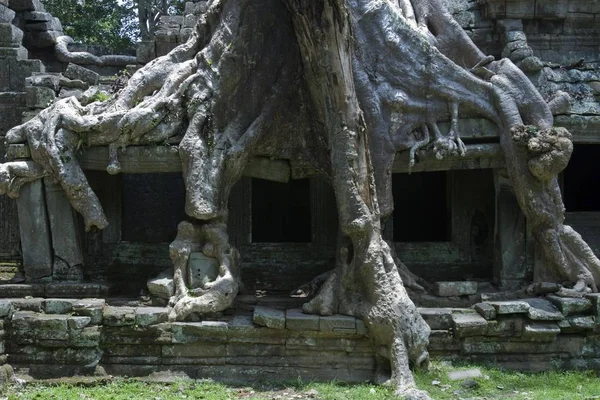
[0,296,598,381]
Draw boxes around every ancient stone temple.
[0,0,599,398]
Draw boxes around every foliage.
[41,0,137,51]
[40,0,186,51]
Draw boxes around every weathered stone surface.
[0,4,15,23]
[428,329,460,352]
[72,299,105,325]
[163,343,226,358]
[67,316,91,330]
[25,85,55,108]
[0,23,23,47]
[23,30,60,48]
[488,301,530,315]
[136,41,156,64]
[0,284,45,298]
[10,298,43,312]
[484,317,524,337]
[147,268,174,300]
[44,299,73,314]
[25,73,60,92]
[188,252,219,288]
[45,283,109,298]
[171,321,228,343]
[16,181,53,280]
[419,308,453,329]
[103,307,136,327]
[44,178,84,275]
[253,306,285,330]
[547,295,592,316]
[522,322,560,342]
[135,307,169,327]
[0,45,28,59]
[63,63,99,85]
[447,368,482,381]
[286,309,320,331]
[23,11,52,21]
[567,316,596,331]
[0,300,12,318]
[319,314,357,333]
[434,281,478,297]
[474,303,497,320]
[585,294,600,320]
[8,0,44,11]
[524,298,563,321]
[452,312,488,338]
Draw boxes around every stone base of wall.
[0,294,598,383]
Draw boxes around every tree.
[2,0,599,398]
[41,0,137,51]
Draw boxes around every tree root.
[168,220,241,321]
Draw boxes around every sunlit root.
[0,161,46,198]
[168,221,241,321]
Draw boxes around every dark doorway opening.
[122,173,187,243]
[251,178,311,243]
[392,172,451,242]
[564,144,600,212]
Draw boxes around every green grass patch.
[2,362,599,400]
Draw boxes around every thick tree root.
[168,220,241,321]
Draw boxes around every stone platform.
[0,295,597,383]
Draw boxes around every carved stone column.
[15,180,52,281]
[493,168,531,289]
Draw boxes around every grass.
[1,362,599,400]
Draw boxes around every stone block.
[585,293,600,320]
[253,306,285,330]
[535,0,568,19]
[474,303,496,320]
[25,82,55,108]
[25,73,60,92]
[452,312,488,338]
[23,11,52,21]
[44,299,73,314]
[67,316,91,330]
[419,308,453,329]
[183,14,197,28]
[147,268,174,300]
[0,23,23,47]
[522,322,560,341]
[155,40,178,57]
[524,298,563,321]
[484,317,523,337]
[162,343,226,358]
[136,41,156,64]
[0,300,12,318]
[488,301,530,315]
[566,316,596,331]
[171,321,228,343]
[286,309,319,331]
[10,58,44,91]
[33,314,70,340]
[135,307,168,327]
[24,19,60,31]
[319,314,357,333]
[16,180,53,280]
[448,368,482,381]
[428,330,460,352]
[69,326,101,348]
[159,15,184,26]
[0,4,15,23]
[547,295,591,316]
[434,281,478,297]
[0,45,28,59]
[11,298,43,312]
[72,299,105,325]
[45,283,109,298]
[505,0,535,19]
[180,28,194,42]
[103,307,136,327]
[23,30,60,48]
[8,0,44,11]
[44,178,84,273]
[188,252,219,288]
[0,284,44,297]
[356,319,368,336]
[63,63,99,86]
